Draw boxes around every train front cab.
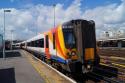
[74,20,100,73]
[63,19,100,73]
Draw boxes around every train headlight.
[87,65,91,69]
[71,51,76,56]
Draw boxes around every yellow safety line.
[29,60,50,83]
[110,56,125,60]
[111,63,125,68]
[100,63,109,66]
[22,50,50,83]
[100,62,125,69]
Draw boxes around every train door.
[73,21,84,63]
[45,35,51,59]
[52,33,57,56]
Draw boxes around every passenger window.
[45,35,49,48]
[35,40,39,47]
[30,42,32,46]
[31,41,35,47]
[39,39,44,48]
[29,42,31,46]
[53,33,55,49]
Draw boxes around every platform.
[0,50,74,83]
[0,50,45,83]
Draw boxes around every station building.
[97,38,125,48]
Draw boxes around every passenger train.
[15,19,100,74]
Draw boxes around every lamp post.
[10,30,14,50]
[3,9,11,59]
[53,4,56,28]
[53,4,57,56]
[0,34,3,52]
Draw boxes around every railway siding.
[99,47,125,58]
[100,55,125,82]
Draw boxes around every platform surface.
[0,50,45,83]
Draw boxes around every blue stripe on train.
[51,56,67,64]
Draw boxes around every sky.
[0,0,125,40]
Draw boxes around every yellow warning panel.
[85,48,94,60]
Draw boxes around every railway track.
[87,72,120,83]
[72,65,125,83]
[94,66,125,82]
[100,63,125,74]
[98,47,125,58]
[100,56,125,69]
[98,47,125,82]
[100,56,125,81]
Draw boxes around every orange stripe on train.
[55,28,66,59]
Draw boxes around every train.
[15,19,100,74]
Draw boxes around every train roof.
[14,33,44,44]
[62,19,93,26]
[26,33,44,42]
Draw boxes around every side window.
[39,39,44,48]
[35,40,39,47]
[28,42,30,46]
[30,42,32,46]
[53,33,55,49]
[29,42,31,46]
[45,35,49,48]
[31,41,34,47]
[34,39,44,48]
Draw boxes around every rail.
[88,66,125,83]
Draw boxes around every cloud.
[82,0,125,39]
[0,0,125,41]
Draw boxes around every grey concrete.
[0,50,45,83]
